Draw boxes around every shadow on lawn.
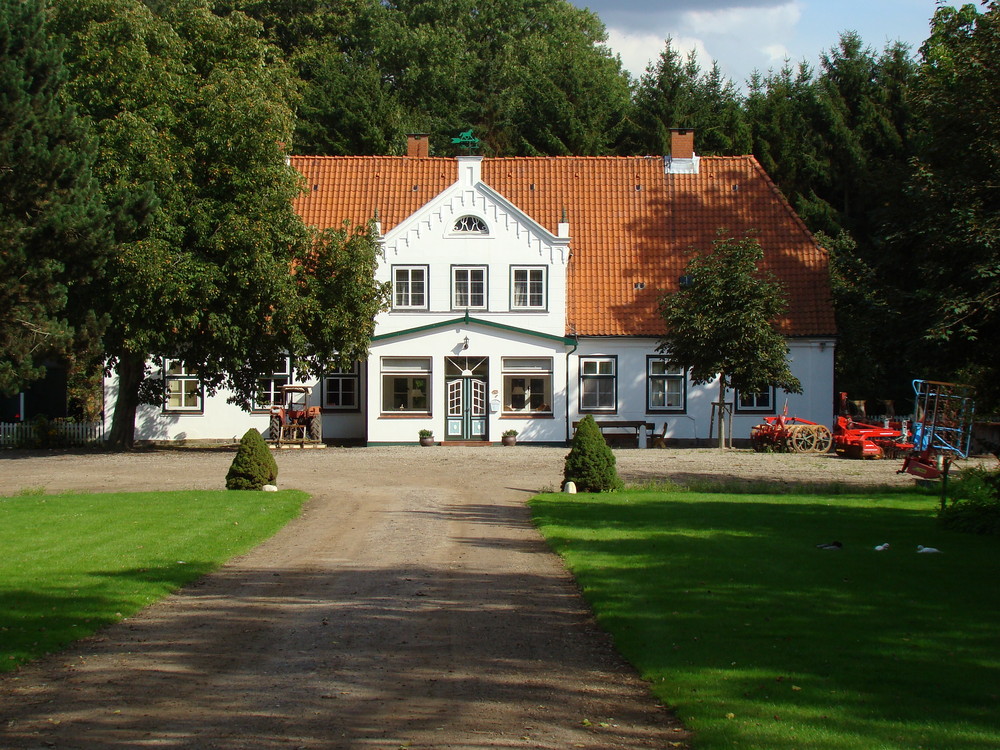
[1,561,218,670]
[532,495,1000,748]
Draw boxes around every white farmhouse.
[113,131,836,446]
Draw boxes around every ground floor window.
[163,359,202,412]
[735,388,775,413]
[580,356,616,412]
[381,357,430,413]
[324,363,360,410]
[647,357,686,412]
[502,357,552,415]
[255,358,291,411]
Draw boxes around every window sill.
[379,413,432,419]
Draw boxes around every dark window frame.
[579,355,617,413]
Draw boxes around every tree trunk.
[108,352,144,450]
[718,374,727,450]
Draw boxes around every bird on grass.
[917,545,943,554]
[875,543,890,551]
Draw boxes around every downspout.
[565,334,579,444]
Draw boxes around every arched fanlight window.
[453,215,488,234]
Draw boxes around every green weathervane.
[451,129,480,154]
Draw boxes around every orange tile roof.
[290,154,835,339]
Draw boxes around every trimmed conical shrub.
[564,414,623,492]
[226,429,279,490]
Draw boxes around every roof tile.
[289,154,835,339]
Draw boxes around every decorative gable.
[382,163,570,266]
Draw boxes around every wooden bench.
[573,420,656,448]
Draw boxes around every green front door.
[445,357,487,441]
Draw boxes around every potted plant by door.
[501,429,518,446]
[418,429,435,446]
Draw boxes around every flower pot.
[419,436,435,446]
[501,435,517,446]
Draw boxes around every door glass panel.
[448,379,462,416]
[472,379,486,416]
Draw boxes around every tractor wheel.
[269,415,282,441]
[811,425,833,453]
[787,425,817,453]
[307,414,322,441]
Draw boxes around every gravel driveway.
[0,447,922,748]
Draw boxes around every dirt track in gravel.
[0,447,925,749]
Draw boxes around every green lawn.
[1,489,307,672]
[530,485,1000,750]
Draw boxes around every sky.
[570,0,974,85]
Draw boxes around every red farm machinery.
[750,413,833,454]
[269,384,323,447]
[832,392,913,459]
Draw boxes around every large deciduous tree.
[0,0,112,396]
[52,0,389,447]
[657,233,802,448]
[905,1,1000,409]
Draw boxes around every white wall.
[366,323,569,444]
[107,365,366,443]
[570,337,835,445]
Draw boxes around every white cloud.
[763,43,791,63]
[601,1,805,86]
[605,29,713,80]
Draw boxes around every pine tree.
[0,0,112,395]
[226,429,278,490]
[564,415,623,492]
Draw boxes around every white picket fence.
[0,421,105,448]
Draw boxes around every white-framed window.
[647,357,686,412]
[324,362,360,410]
[254,358,291,411]
[393,266,427,309]
[580,356,616,412]
[452,266,486,309]
[511,267,546,310]
[163,359,202,412]
[452,215,488,234]
[502,357,553,415]
[381,357,431,413]
[735,388,775,413]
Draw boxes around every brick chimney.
[666,128,699,174]
[670,128,694,158]
[407,133,430,158]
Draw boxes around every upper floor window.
[393,266,427,309]
[647,357,686,412]
[452,266,486,309]
[163,359,202,413]
[735,388,775,413]
[580,356,616,412]
[453,215,488,234]
[511,267,546,310]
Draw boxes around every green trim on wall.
[371,315,574,345]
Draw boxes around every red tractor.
[269,385,322,445]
